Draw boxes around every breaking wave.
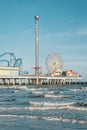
[0,84,87,129]
[0,114,87,124]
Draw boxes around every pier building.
[0,67,19,76]
[0,52,22,77]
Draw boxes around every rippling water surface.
[0,84,87,130]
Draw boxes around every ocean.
[0,84,87,130]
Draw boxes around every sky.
[0,0,87,81]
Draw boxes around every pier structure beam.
[16,79,19,85]
[13,79,16,85]
[69,79,71,85]
[36,77,39,85]
[54,79,57,85]
[62,78,65,85]
[7,79,10,85]
[47,78,50,85]
[19,78,22,85]
[28,79,31,84]
[25,78,28,85]
[2,79,5,85]
[57,79,59,84]
[31,79,35,85]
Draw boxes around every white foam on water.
[66,105,87,111]
[69,87,87,92]
[81,87,87,91]
[0,106,66,111]
[29,102,87,111]
[28,88,37,91]
[29,101,75,107]
[0,114,38,120]
[0,114,87,124]
[29,87,48,91]
[17,86,29,90]
[31,91,62,97]
[44,94,60,98]
[44,116,87,124]
[0,85,29,90]
[0,104,87,111]
[69,89,81,92]
[31,91,45,95]
[34,91,55,94]
[44,94,69,98]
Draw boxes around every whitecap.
[44,116,87,124]
[29,101,74,107]
[0,114,87,124]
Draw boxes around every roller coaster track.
[0,59,10,66]
[0,52,22,68]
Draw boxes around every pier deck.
[0,75,82,85]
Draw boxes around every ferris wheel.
[45,52,63,74]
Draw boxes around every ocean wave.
[0,105,87,111]
[73,102,87,108]
[0,114,87,124]
[29,91,65,98]
[69,87,87,92]
[69,88,82,92]
[44,116,87,124]
[44,94,70,98]
[28,87,48,91]
[29,101,74,107]
[81,87,87,91]
[28,101,87,111]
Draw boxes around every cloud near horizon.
[46,28,87,38]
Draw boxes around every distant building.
[62,70,77,76]
[66,70,77,76]
[0,67,20,76]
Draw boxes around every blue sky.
[0,0,87,80]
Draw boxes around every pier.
[0,75,82,86]
[0,16,84,86]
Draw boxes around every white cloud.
[24,29,33,34]
[45,28,87,38]
[76,28,87,35]
[64,56,87,60]
[56,32,73,37]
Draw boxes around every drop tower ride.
[35,16,39,75]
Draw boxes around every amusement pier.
[0,16,82,85]
[0,75,82,86]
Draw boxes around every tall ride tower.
[35,16,39,75]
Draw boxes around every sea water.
[0,84,87,130]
